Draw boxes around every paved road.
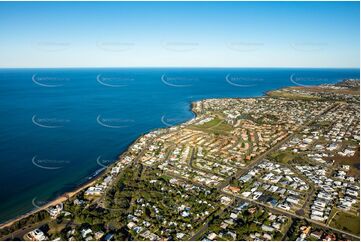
[190,103,361,240]
[222,190,360,240]
[0,220,49,241]
[218,103,340,191]
[5,103,357,241]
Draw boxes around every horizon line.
[0,66,360,70]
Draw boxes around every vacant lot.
[192,117,233,134]
[332,147,360,178]
[267,89,321,100]
[329,211,360,236]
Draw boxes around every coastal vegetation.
[0,80,359,241]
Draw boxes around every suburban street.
[188,103,361,241]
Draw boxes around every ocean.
[0,68,359,223]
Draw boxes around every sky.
[0,1,359,68]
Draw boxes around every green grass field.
[197,118,222,129]
[267,90,321,101]
[329,211,360,236]
[270,150,296,163]
[192,117,233,134]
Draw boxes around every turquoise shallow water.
[0,67,359,223]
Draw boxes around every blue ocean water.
[0,68,359,223]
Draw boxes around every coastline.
[0,93,268,230]
[1,79,357,232]
[0,173,100,230]
[0,104,199,231]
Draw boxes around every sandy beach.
[0,177,99,230]
[0,133,146,231]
